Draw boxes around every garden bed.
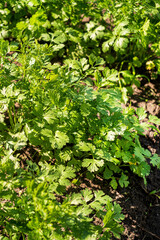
[1,1,160,239]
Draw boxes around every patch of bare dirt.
[113,77,160,239]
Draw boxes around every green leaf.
[58,148,72,162]
[28,0,40,6]
[52,31,67,44]
[102,41,110,53]
[89,53,97,66]
[16,21,28,30]
[81,189,93,203]
[103,209,113,227]
[103,167,113,180]
[55,131,69,149]
[52,44,65,52]
[150,154,160,168]
[70,193,82,205]
[136,107,147,120]
[8,130,27,151]
[80,103,91,116]
[95,70,102,85]
[103,68,119,82]
[122,151,132,163]
[134,147,145,162]
[110,178,118,189]
[142,19,150,36]
[41,128,53,138]
[113,203,125,221]
[41,33,50,42]
[149,115,160,125]
[56,165,75,186]
[86,21,95,31]
[76,142,95,152]
[141,148,151,158]
[119,174,129,188]
[75,205,92,217]
[96,57,105,66]
[121,87,128,104]
[90,191,111,210]
[114,37,129,51]
[82,158,104,172]
[0,114,5,123]
[133,56,142,68]
[43,110,56,124]
[140,162,151,177]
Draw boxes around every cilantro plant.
[0,1,160,239]
[0,154,124,239]
[1,0,160,77]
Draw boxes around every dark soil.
[73,77,160,240]
[112,78,160,240]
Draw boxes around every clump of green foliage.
[0,0,160,239]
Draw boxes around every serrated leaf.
[108,163,121,173]
[90,191,111,210]
[58,148,72,162]
[140,162,151,177]
[114,37,129,51]
[120,28,130,36]
[81,189,93,203]
[8,131,28,150]
[110,178,118,189]
[41,128,53,138]
[28,0,40,6]
[96,25,105,31]
[82,158,104,172]
[113,203,125,221]
[80,103,91,116]
[149,115,160,125]
[103,67,119,82]
[16,21,28,30]
[57,165,75,186]
[53,32,67,44]
[95,57,105,66]
[119,174,129,188]
[136,107,147,120]
[70,193,82,205]
[134,147,145,161]
[80,58,88,67]
[102,41,110,53]
[94,190,111,203]
[54,131,69,149]
[43,110,56,124]
[141,148,151,158]
[72,60,81,70]
[86,21,95,31]
[150,154,160,168]
[103,209,113,227]
[103,167,113,179]
[122,151,132,163]
[53,44,65,52]
[76,142,95,152]
[41,33,50,41]
[75,205,92,217]
[90,25,104,40]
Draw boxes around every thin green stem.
[8,104,14,130]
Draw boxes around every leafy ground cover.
[0,0,160,239]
